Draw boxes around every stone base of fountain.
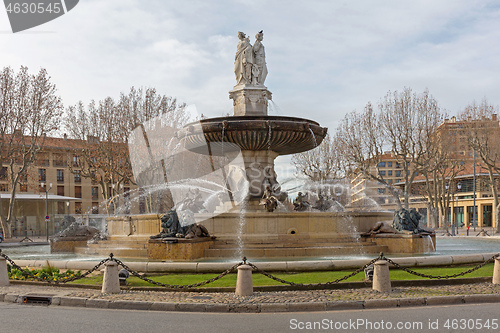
[367,233,437,254]
[50,223,103,253]
[51,237,94,253]
[148,238,215,261]
[70,210,433,260]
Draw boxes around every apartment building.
[0,135,138,237]
[349,114,499,229]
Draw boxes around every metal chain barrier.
[247,256,382,287]
[382,253,500,280]
[1,249,110,284]
[111,255,244,289]
[2,249,499,289]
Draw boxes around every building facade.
[349,114,500,230]
[0,136,138,237]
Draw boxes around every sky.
[1,0,500,178]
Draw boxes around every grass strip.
[66,263,494,288]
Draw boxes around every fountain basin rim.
[186,115,323,127]
[179,115,328,156]
[11,253,497,273]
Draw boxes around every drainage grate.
[22,295,52,305]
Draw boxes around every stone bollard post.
[235,264,253,296]
[0,258,9,287]
[372,261,391,293]
[493,257,500,284]
[101,261,120,294]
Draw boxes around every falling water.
[235,194,249,260]
[308,128,318,147]
[268,100,282,115]
[423,235,436,253]
[221,125,226,156]
[267,122,272,150]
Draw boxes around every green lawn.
[66,263,495,288]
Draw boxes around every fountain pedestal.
[229,85,272,116]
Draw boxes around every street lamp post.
[41,182,52,242]
[445,183,450,235]
[456,182,462,235]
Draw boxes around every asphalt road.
[1,302,499,333]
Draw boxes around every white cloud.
[0,0,499,144]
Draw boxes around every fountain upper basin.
[179,115,328,156]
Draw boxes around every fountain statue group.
[234,31,267,86]
[150,189,211,240]
[361,208,434,236]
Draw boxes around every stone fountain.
[63,31,433,261]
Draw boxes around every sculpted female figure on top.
[234,31,267,86]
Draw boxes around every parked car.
[0,230,3,243]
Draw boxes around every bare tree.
[421,145,465,229]
[379,88,443,209]
[459,99,500,232]
[292,134,346,181]
[65,98,133,215]
[0,66,63,238]
[337,103,404,208]
[337,88,444,210]
[64,87,189,215]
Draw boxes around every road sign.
[45,215,49,220]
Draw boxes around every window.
[72,155,80,167]
[378,188,386,194]
[91,187,99,200]
[74,170,81,183]
[388,170,392,176]
[57,186,64,196]
[379,170,386,176]
[38,168,46,182]
[0,167,7,181]
[37,154,49,166]
[90,171,97,185]
[75,202,82,214]
[388,162,392,167]
[19,172,27,182]
[0,184,8,191]
[75,186,82,198]
[388,179,393,184]
[378,162,386,167]
[19,184,28,192]
[395,163,401,168]
[92,202,99,214]
[53,154,66,167]
[396,170,401,177]
[57,169,64,182]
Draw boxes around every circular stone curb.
[2,292,500,313]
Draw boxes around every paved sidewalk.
[2,282,500,312]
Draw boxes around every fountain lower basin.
[56,210,434,261]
